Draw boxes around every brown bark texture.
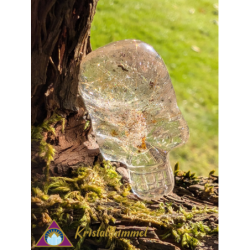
[31,1,218,250]
[31,0,100,178]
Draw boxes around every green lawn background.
[90,0,218,176]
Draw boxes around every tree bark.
[31,2,218,250]
[31,0,100,178]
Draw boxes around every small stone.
[116,167,129,183]
[111,161,121,168]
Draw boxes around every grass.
[90,0,218,176]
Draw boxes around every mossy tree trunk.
[31,0,100,178]
[31,2,218,250]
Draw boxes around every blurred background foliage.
[90,0,218,176]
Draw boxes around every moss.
[209,170,216,177]
[80,184,103,197]
[204,183,215,195]
[84,120,90,130]
[181,233,201,250]
[115,238,140,250]
[62,118,66,134]
[95,161,122,190]
[31,112,63,182]
[174,163,200,187]
[31,161,218,249]
[174,162,180,172]
[209,225,218,234]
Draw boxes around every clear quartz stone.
[79,39,189,200]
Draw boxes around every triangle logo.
[35,220,73,247]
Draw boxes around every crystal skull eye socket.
[79,39,189,200]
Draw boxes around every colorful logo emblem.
[36,220,73,247]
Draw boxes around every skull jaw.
[128,154,174,201]
[100,144,175,201]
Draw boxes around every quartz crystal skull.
[79,40,189,200]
